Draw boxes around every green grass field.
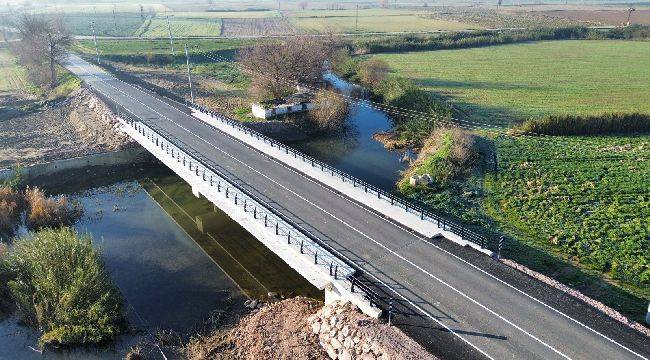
[137,17,223,37]
[75,38,251,57]
[59,13,147,37]
[375,40,650,125]
[486,134,649,297]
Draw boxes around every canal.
[0,75,407,359]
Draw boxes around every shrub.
[348,26,650,54]
[356,58,390,89]
[330,48,359,79]
[517,113,650,136]
[310,90,349,132]
[399,127,481,191]
[0,187,26,235]
[4,228,125,346]
[24,187,83,230]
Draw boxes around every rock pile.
[308,301,436,360]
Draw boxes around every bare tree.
[299,1,308,10]
[238,36,335,100]
[310,89,348,131]
[12,13,71,88]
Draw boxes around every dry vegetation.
[400,127,482,189]
[0,186,83,238]
[309,90,349,132]
[24,187,82,230]
[0,187,26,234]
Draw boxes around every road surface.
[64,54,649,360]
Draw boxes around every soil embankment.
[185,297,435,360]
[0,87,135,169]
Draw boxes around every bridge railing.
[189,102,494,250]
[112,105,391,310]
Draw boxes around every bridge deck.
[64,55,649,360]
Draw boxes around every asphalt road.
[64,55,649,360]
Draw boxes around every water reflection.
[292,73,408,190]
[0,167,319,359]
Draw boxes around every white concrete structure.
[118,115,382,318]
[251,101,315,119]
[409,174,433,187]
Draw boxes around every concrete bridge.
[63,54,650,360]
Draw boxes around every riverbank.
[0,86,136,169]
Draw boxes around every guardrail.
[85,53,492,250]
[189,102,494,251]
[102,96,389,311]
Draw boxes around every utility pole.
[112,4,117,35]
[91,21,100,64]
[167,15,175,56]
[184,45,194,104]
[355,4,359,32]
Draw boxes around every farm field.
[292,9,478,33]
[0,49,29,94]
[375,40,650,125]
[34,3,169,14]
[137,17,223,37]
[58,13,147,37]
[485,135,649,297]
[74,38,252,57]
[221,18,295,36]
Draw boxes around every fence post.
[498,236,504,259]
[388,298,393,326]
[334,265,338,279]
[300,239,304,253]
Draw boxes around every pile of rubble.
[308,301,436,360]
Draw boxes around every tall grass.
[0,187,26,235]
[517,113,650,136]
[3,228,125,346]
[24,187,83,230]
[399,127,481,191]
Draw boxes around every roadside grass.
[374,40,650,125]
